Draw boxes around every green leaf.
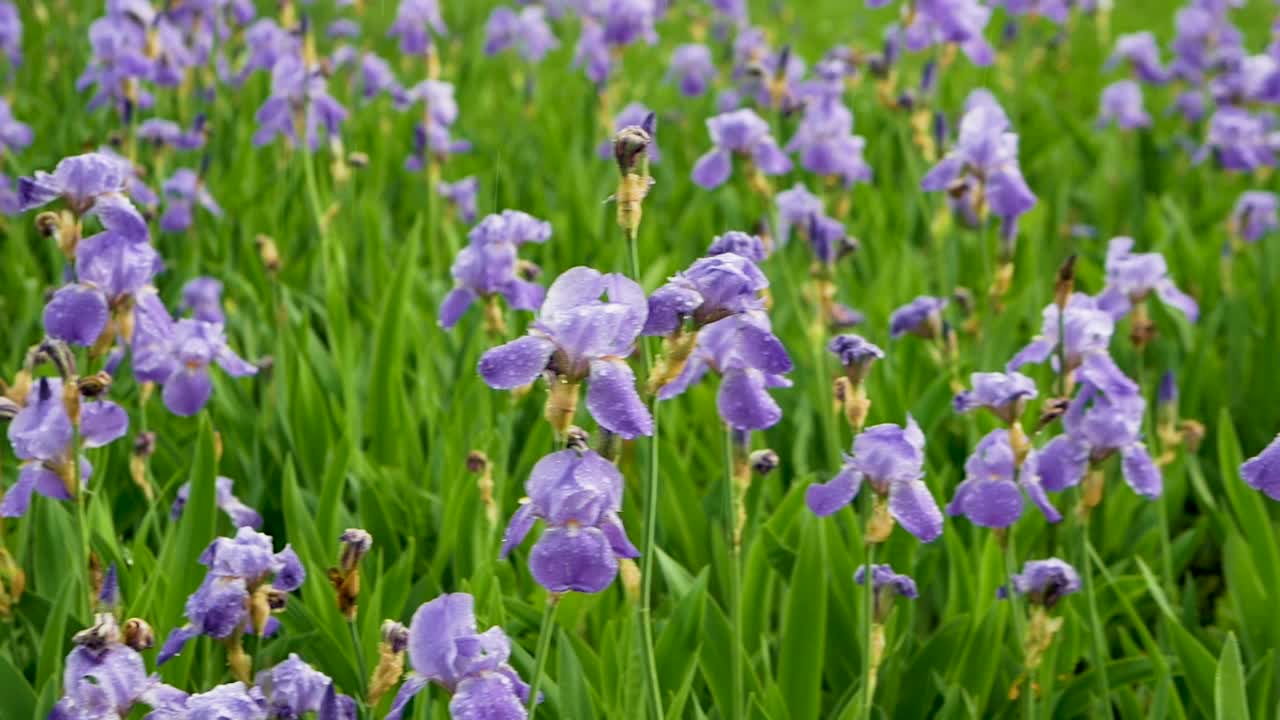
[556,629,594,719]
[0,642,37,719]
[777,519,828,720]
[1215,634,1249,720]
[656,570,708,708]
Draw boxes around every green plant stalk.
[72,424,90,620]
[1082,520,1113,717]
[625,224,665,720]
[724,423,744,720]
[348,618,369,703]
[863,531,876,719]
[1004,531,1035,720]
[526,595,560,719]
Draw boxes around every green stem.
[625,225,664,720]
[863,536,876,719]
[72,424,90,620]
[1082,523,1113,717]
[526,595,560,719]
[1004,532,1035,720]
[724,423,744,720]
[348,619,369,702]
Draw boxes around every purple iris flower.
[669,43,715,96]
[656,311,793,430]
[253,54,348,150]
[356,52,405,103]
[172,476,262,529]
[328,19,362,39]
[157,527,304,665]
[256,654,357,720]
[889,296,947,339]
[1197,108,1275,171]
[806,213,857,266]
[146,682,267,720]
[708,0,749,27]
[233,19,299,85]
[948,429,1061,528]
[2,378,127,517]
[1241,435,1280,501]
[1095,237,1198,322]
[402,79,471,168]
[1105,32,1168,83]
[0,98,31,154]
[484,5,559,62]
[148,17,197,88]
[574,23,612,85]
[386,593,533,720]
[1007,293,1114,372]
[1171,90,1207,123]
[998,558,1081,607]
[501,448,640,593]
[0,1,20,66]
[805,416,944,542]
[829,334,883,377]
[596,0,660,47]
[1231,191,1278,242]
[599,102,660,163]
[786,103,872,188]
[137,117,207,150]
[180,276,225,324]
[478,267,653,438]
[78,14,154,115]
[774,183,824,245]
[41,194,160,347]
[1211,54,1280,106]
[438,177,479,224]
[855,564,919,599]
[440,210,550,329]
[953,371,1038,423]
[18,151,139,216]
[922,97,1037,227]
[692,108,792,189]
[891,0,995,67]
[1170,3,1242,84]
[1098,80,1151,130]
[707,230,768,262]
[51,615,175,719]
[160,169,222,233]
[96,145,159,208]
[405,121,472,170]
[389,0,447,55]
[1032,354,1161,498]
[131,290,258,417]
[643,252,768,336]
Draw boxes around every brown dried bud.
[34,339,77,380]
[348,151,370,168]
[77,371,113,398]
[0,397,19,421]
[382,620,409,652]
[35,211,61,238]
[123,618,155,650]
[1180,419,1206,453]
[133,431,157,458]
[466,451,489,474]
[256,234,282,274]
[1053,254,1077,309]
[73,614,121,651]
[565,424,590,453]
[749,449,780,475]
[516,260,542,282]
[613,115,655,175]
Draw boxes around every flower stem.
[625,225,665,720]
[1004,531,1035,720]
[348,619,369,702]
[863,536,876,718]
[72,425,90,620]
[1082,523,1113,717]
[724,423,743,720]
[526,594,560,719]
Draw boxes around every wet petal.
[500,503,536,559]
[717,368,782,430]
[586,358,653,439]
[691,148,731,189]
[80,401,128,447]
[958,478,1023,529]
[805,467,862,516]
[1121,444,1162,498]
[1242,435,1280,501]
[163,367,213,416]
[384,674,429,720]
[477,335,556,389]
[439,287,476,329]
[529,526,618,594]
[44,285,108,346]
[888,479,943,542]
[1034,435,1089,492]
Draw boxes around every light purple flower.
[774,183,823,245]
[131,290,258,417]
[786,103,872,188]
[1098,80,1151,130]
[233,19,299,84]
[1095,237,1198,322]
[1197,108,1274,172]
[484,5,559,62]
[1105,32,1168,83]
[889,296,947,339]
[19,152,138,216]
[478,267,653,438]
[1007,293,1114,372]
[180,276,225,324]
[599,102,660,163]
[171,476,262,529]
[146,682,267,720]
[855,563,919,601]
[922,97,1036,224]
[0,97,31,154]
[137,117,206,150]
[2,378,127,517]
[0,1,20,66]
[692,108,792,189]
[438,177,479,224]
[828,334,883,380]
[948,429,1061,528]
[642,252,768,336]
[806,213,856,266]
[256,654,357,720]
[1231,191,1278,242]
[805,416,943,541]
[669,43,715,96]
[52,615,175,719]
[999,558,1081,607]
[953,371,1037,423]
[574,23,611,85]
[389,0,447,55]
[707,230,767,262]
[440,210,550,329]
[157,527,304,665]
[78,15,154,115]
[656,311,793,430]
[1032,354,1161,498]
[501,449,639,593]
[356,52,405,103]
[160,169,222,233]
[253,54,348,150]
[898,0,995,67]
[386,593,532,720]
[1241,435,1280,501]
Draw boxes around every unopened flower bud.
[348,151,369,168]
[466,450,489,474]
[382,619,409,652]
[1053,254,1077,309]
[565,425,591,453]
[749,449,779,475]
[36,211,61,238]
[0,397,18,421]
[256,234,282,274]
[34,339,77,380]
[339,529,372,573]
[73,614,121,651]
[619,558,641,604]
[123,618,155,650]
[77,371,112,398]
[613,117,655,176]
[370,620,410,705]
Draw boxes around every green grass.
[2,0,1280,718]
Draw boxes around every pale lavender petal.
[163,368,213,416]
[586,358,653,439]
[691,149,732,189]
[1121,444,1162,498]
[477,335,555,389]
[717,368,781,430]
[888,479,943,542]
[44,285,108,346]
[805,467,862,516]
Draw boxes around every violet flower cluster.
[440,209,551,329]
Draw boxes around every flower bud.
[612,117,654,176]
[35,211,60,238]
[565,424,590,453]
[34,339,77,380]
[370,620,410,705]
[73,614,121,651]
[619,558,641,604]
[123,618,155,650]
[339,529,372,573]
[77,371,112,398]
[1053,254,1077,309]
[466,450,489,474]
[256,234,282,274]
[382,619,409,652]
[0,397,19,421]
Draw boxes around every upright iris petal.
[1242,436,1280,501]
[948,429,1061,528]
[692,109,791,189]
[1095,237,1198,322]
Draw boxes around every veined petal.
[586,358,653,439]
[477,335,555,389]
[805,467,862,516]
[889,479,943,542]
[717,368,782,430]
